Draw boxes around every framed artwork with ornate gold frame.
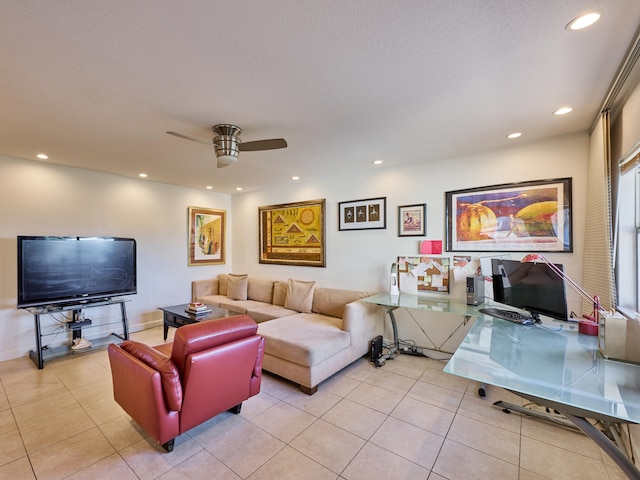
[188,206,226,265]
[259,199,326,267]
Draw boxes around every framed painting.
[259,199,326,267]
[445,177,572,252]
[398,204,426,236]
[188,206,226,265]
[397,255,451,294]
[338,197,386,230]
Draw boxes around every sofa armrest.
[342,301,385,354]
[192,277,219,301]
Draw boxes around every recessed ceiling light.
[37,153,48,159]
[138,173,148,178]
[554,107,573,115]
[373,159,383,165]
[291,176,300,181]
[567,12,601,31]
[236,187,243,191]
[206,185,213,190]
[507,132,522,139]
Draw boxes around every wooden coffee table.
[159,304,229,340]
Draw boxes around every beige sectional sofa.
[192,274,383,394]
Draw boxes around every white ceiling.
[2,1,640,194]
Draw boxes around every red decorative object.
[420,240,443,254]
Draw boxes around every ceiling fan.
[166,124,287,168]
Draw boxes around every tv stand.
[26,298,130,369]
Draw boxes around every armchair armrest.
[107,344,180,445]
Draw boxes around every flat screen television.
[17,236,137,309]
[491,258,568,321]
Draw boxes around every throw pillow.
[227,274,248,300]
[272,281,287,306]
[120,340,183,411]
[284,278,315,313]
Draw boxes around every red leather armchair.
[108,314,265,451]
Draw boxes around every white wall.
[231,132,590,351]
[0,155,231,361]
[0,132,589,361]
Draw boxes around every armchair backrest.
[169,315,264,433]
[170,315,259,374]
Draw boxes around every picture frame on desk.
[397,255,451,294]
[445,177,573,252]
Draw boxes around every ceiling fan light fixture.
[216,153,238,165]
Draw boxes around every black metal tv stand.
[26,298,130,369]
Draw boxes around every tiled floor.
[0,326,629,480]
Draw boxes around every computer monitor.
[491,258,568,321]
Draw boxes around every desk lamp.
[389,262,400,297]
[522,254,604,335]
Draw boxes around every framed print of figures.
[259,198,326,267]
[445,177,572,252]
[188,206,226,265]
[338,197,386,230]
[398,204,426,236]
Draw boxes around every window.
[616,160,640,314]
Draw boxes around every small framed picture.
[338,197,386,231]
[398,204,426,236]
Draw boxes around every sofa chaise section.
[191,274,383,394]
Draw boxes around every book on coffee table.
[185,302,211,315]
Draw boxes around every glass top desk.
[444,314,640,478]
[362,293,484,362]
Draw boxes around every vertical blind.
[582,112,616,313]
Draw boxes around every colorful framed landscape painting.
[445,177,572,252]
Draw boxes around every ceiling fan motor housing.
[213,124,241,164]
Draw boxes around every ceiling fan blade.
[238,138,287,152]
[166,131,211,146]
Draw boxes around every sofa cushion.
[219,299,272,314]
[272,281,287,306]
[312,288,370,318]
[284,279,315,313]
[120,340,183,411]
[248,277,275,303]
[218,274,229,296]
[258,313,349,367]
[196,294,227,307]
[247,305,298,323]
[227,274,248,300]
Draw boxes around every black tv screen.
[491,258,567,321]
[17,236,137,308]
